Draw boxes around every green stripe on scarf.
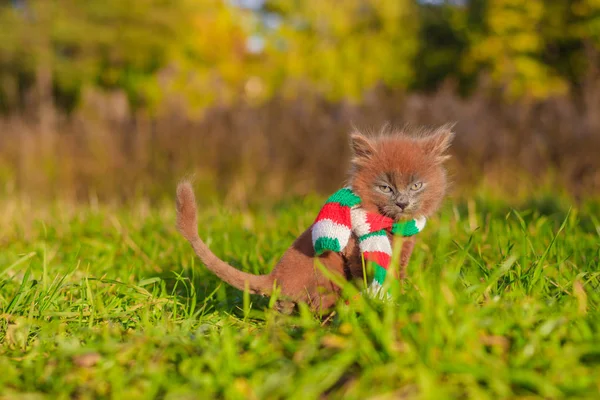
[326,187,361,207]
[314,237,341,254]
[392,220,420,236]
[374,264,387,284]
[358,230,388,241]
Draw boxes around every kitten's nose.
[396,201,409,211]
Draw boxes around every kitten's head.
[348,125,454,221]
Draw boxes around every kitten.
[176,126,453,313]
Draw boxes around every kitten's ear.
[422,125,455,163]
[350,133,375,162]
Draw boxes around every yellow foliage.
[264,0,419,101]
[0,0,598,110]
[469,0,568,99]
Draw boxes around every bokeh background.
[1,0,599,205]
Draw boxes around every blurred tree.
[576,0,600,48]
[412,1,469,93]
[540,1,586,87]
[463,0,568,99]
[538,0,600,91]
[263,0,420,101]
[167,1,258,112]
[0,0,202,111]
[1,0,599,113]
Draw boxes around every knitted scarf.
[311,187,426,296]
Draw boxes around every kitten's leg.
[399,236,416,279]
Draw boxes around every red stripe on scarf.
[363,251,391,269]
[365,212,394,232]
[315,202,352,226]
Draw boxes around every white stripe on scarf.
[311,219,352,248]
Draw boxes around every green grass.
[1,192,600,399]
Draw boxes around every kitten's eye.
[378,185,392,193]
[410,182,423,191]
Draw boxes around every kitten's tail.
[176,181,274,296]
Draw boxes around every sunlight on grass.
[1,194,599,398]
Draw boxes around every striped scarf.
[311,187,426,296]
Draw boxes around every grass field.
[1,191,599,399]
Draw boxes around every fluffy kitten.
[176,126,453,313]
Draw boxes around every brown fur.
[176,126,454,313]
